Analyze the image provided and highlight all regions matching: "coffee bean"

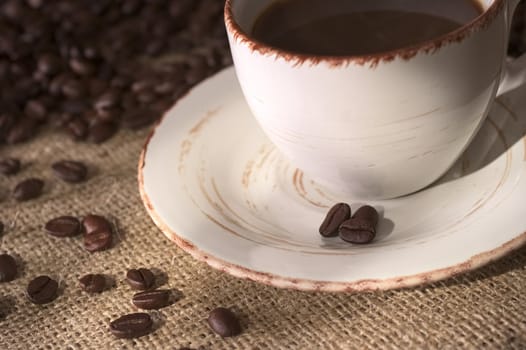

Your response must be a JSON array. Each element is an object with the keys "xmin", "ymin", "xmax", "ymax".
[
  {"xmin": 82, "ymin": 214, "xmax": 112, "ymax": 234},
  {"xmin": 132, "ymin": 289, "xmax": 171, "ymax": 310},
  {"xmin": 61, "ymin": 78, "xmax": 85, "ymax": 99},
  {"xmin": 121, "ymin": 110, "xmax": 154, "ymax": 130},
  {"xmin": 37, "ymin": 53, "xmax": 61, "ymax": 75},
  {"xmin": 79, "ymin": 274, "xmax": 106, "ymax": 293},
  {"xmin": 45, "ymin": 216, "xmax": 81, "ymax": 237},
  {"xmin": 0, "ymin": 221, "xmax": 4, "ymax": 236},
  {"xmin": 26, "ymin": 275, "xmax": 58, "ymax": 304},
  {"xmin": 69, "ymin": 58, "xmax": 95, "ymax": 76},
  {"xmin": 51, "ymin": 160, "xmax": 87, "ymax": 183},
  {"xmin": 94, "ymin": 91, "xmax": 120, "ymax": 111},
  {"xmin": 339, "ymin": 206, "xmax": 379, "ymax": 244},
  {"xmin": 319, "ymin": 203, "xmax": 351, "ymax": 237},
  {"xmin": 87, "ymin": 121, "xmax": 117, "ymax": 143},
  {"xmin": 0, "ymin": 158, "xmax": 21, "ymax": 175},
  {"xmin": 84, "ymin": 229, "xmax": 112, "ymax": 253},
  {"xmin": 109, "ymin": 313, "xmax": 153, "ymax": 339},
  {"xmin": 6, "ymin": 118, "xmax": 38, "ymax": 144},
  {"xmin": 66, "ymin": 118, "xmax": 88, "ymax": 140},
  {"xmin": 207, "ymin": 307, "xmax": 241, "ymax": 337},
  {"xmin": 126, "ymin": 268, "xmax": 155, "ymax": 290},
  {"xmin": 13, "ymin": 178, "xmax": 44, "ymax": 201},
  {"xmin": 24, "ymin": 100, "xmax": 47, "ymax": 121},
  {"xmin": 0, "ymin": 254, "xmax": 17, "ymax": 282}
]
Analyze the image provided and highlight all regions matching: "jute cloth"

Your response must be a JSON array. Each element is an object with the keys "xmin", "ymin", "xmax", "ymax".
[{"xmin": 0, "ymin": 116, "xmax": 525, "ymax": 350}]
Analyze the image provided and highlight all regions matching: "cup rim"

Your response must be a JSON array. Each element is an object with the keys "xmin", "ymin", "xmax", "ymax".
[{"xmin": 224, "ymin": 0, "xmax": 505, "ymax": 67}]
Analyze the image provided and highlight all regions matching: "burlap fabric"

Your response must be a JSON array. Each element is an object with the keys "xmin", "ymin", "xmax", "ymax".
[
  {"xmin": 2, "ymin": 5, "xmax": 526, "ymax": 350},
  {"xmin": 0, "ymin": 104, "xmax": 525, "ymax": 350}
]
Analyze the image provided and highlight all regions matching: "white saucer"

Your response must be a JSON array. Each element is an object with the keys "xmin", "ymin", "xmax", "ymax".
[{"xmin": 139, "ymin": 67, "xmax": 526, "ymax": 292}]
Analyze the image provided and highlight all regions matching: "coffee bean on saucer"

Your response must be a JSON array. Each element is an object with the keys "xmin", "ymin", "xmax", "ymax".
[
  {"xmin": 82, "ymin": 214, "xmax": 112, "ymax": 234},
  {"xmin": 126, "ymin": 268, "xmax": 155, "ymax": 290},
  {"xmin": 45, "ymin": 216, "xmax": 81, "ymax": 237},
  {"xmin": 51, "ymin": 160, "xmax": 87, "ymax": 183},
  {"xmin": 339, "ymin": 205, "xmax": 379, "ymax": 244},
  {"xmin": 84, "ymin": 229, "xmax": 113, "ymax": 253},
  {"xmin": 110, "ymin": 313, "xmax": 153, "ymax": 339},
  {"xmin": 0, "ymin": 158, "xmax": 21, "ymax": 175},
  {"xmin": 207, "ymin": 307, "xmax": 241, "ymax": 337},
  {"xmin": 13, "ymin": 178, "xmax": 44, "ymax": 201},
  {"xmin": 0, "ymin": 254, "xmax": 17, "ymax": 282},
  {"xmin": 319, "ymin": 203, "xmax": 351, "ymax": 237},
  {"xmin": 26, "ymin": 275, "xmax": 58, "ymax": 304},
  {"xmin": 132, "ymin": 289, "xmax": 171, "ymax": 310},
  {"xmin": 79, "ymin": 274, "xmax": 106, "ymax": 293}
]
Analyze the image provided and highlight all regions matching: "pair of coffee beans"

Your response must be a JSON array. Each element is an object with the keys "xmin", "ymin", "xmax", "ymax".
[
  {"xmin": 44, "ymin": 214, "xmax": 113, "ymax": 252},
  {"xmin": 126, "ymin": 268, "xmax": 173, "ymax": 310},
  {"xmin": 319, "ymin": 203, "xmax": 379, "ymax": 244}
]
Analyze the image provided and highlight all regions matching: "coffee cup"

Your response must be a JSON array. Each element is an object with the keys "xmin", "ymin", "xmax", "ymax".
[{"xmin": 225, "ymin": 0, "xmax": 526, "ymax": 199}]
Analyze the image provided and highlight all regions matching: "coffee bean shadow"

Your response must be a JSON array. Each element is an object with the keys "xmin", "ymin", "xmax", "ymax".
[
  {"xmin": 148, "ymin": 310, "xmax": 167, "ymax": 332},
  {"xmin": 169, "ymin": 288, "xmax": 184, "ymax": 305},
  {"xmin": 109, "ymin": 215, "xmax": 125, "ymax": 246},
  {"xmin": 103, "ymin": 274, "xmax": 117, "ymax": 291},
  {"xmin": 10, "ymin": 252, "xmax": 26, "ymax": 279},
  {"xmin": 0, "ymin": 295, "xmax": 17, "ymax": 320},
  {"xmin": 150, "ymin": 267, "xmax": 168, "ymax": 288}
]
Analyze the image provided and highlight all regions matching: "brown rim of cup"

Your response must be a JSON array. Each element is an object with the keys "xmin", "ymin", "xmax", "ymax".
[{"xmin": 224, "ymin": 0, "xmax": 506, "ymax": 67}]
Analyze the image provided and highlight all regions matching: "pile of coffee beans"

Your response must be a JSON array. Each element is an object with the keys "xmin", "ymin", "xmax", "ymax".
[
  {"xmin": 319, "ymin": 203, "xmax": 379, "ymax": 244},
  {"xmin": 0, "ymin": 0, "xmax": 230, "ymax": 145}
]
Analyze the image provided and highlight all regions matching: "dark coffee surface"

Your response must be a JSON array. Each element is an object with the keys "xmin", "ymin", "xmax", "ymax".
[{"xmin": 252, "ymin": 0, "xmax": 483, "ymax": 56}]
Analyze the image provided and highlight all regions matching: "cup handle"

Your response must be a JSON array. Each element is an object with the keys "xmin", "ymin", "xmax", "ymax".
[{"xmin": 497, "ymin": 0, "xmax": 526, "ymax": 96}]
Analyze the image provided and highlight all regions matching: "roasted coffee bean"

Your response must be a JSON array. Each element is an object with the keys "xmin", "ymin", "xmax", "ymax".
[
  {"xmin": 82, "ymin": 214, "xmax": 112, "ymax": 234},
  {"xmin": 0, "ymin": 221, "xmax": 4, "ymax": 236},
  {"xmin": 87, "ymin": 121, "xmax": 117, "ymax": 143},
  {"xmin": 0, "ymin": 254, "xmax": 17, "ymax": 282},
  {"xmin": 207, "ymin": 307, "xmax": 241, "ymax": 337},
  {"xmin": 61, "ymin": 78, "xmax": 85, "ymax": 99},
  {"xmin": 37, "ymin": 53, "xmax": 61, "ymax": 75},
  {"xmin": 69, "ymin": 58, "xmax": 95, "ymax": 76},
  {"xmin": 79, "ymin": 274, "xmax": 106, "ymax": 293},
  {"xmin": 109, "ymin": 313, "xmax": 153, "ymax": 339},
  {"xmin": 339, "ymin": 206, "xmax": 379, "ymax": 244},
  {"xmin": 94, "ymin": 91, "xmax": 120, "ymax": 111},
  {"xmin": 26, "ymin": 275, "xmax": 58, "ymax": 304},
  {"xmin": 45, "ymin": 216, "xmax": 81, "ymax": 237},
  {"xmin": 51, "ymin": 160, "xmax": 87, "ymax": 183},
  {"xmin": 137, "ymin": 92, "xmax": 156, "ymax": 104},
  {"xmin": 13, "ymin": 178, "xmax": 44, "ymax": 201},
  {"xmin": 132, "ymin": 289, "xmax": 171, "ymax": 310},
  {"xmin": 84, "ymin": 229, "xmax": 112, "ymax": 253},
  {"xmin": 24, "ymin": 100, "xmax": 47, "ymax": 121},
  {"xmin": 0, "ymin": 158, "xmax": 21, "ymax": 175},
  {"xmin": 126, "ymin": 268, "xmax": 155, "ymax": 290},
  {"xmin": 6, "ymin": 118, "xmax": 38, "ymax": 144},
  {"xmin": 66, "ymin": 118, "xmax": 88, "ymax": 140},
  {"xmin": 121, "ymin": 110, "xmax": 154, "ymax": 130},
  {"xmin": 319, "ymin": 203, "xmax": 351, "ymax": 237}
]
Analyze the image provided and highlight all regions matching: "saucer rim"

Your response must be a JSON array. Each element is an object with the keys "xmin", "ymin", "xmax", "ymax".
[{"xmin": 138, "ymin": 67, "xmax": 526, "ymax": 292}]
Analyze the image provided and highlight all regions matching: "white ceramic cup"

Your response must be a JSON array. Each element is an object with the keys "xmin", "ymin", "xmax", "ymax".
[{"xmin": 225, "ymin": 0, "xmax": 526, "ymax": 199}]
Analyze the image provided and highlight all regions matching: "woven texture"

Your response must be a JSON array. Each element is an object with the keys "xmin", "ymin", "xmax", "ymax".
[{"xmin": 2, "ymin": 5, "xmax": 526, "ymax": 350}]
